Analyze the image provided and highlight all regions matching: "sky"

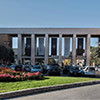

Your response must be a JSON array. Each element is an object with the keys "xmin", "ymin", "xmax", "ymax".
[
  {"xmin": 0, "ymin": 0, "xmax": 100, "ymax": 27},
  {"xmin": 0, "ymin": 0, "xmax": 100, "ymax": 49}
]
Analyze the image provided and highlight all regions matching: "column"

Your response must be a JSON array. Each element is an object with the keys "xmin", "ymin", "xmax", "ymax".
[
  {"xmin": 45, "ymin": 34, "xmax": 49, "ymax": 65},
  {"xmin": 98, "ymin": 37, "xmax": 100, "ymax": 46},
  {"xmin": 85, "ymin": 36, "xmax": 87, "ymax": 57},
  {"xmin": 72, "ymin": 34, "xmax": 76, "ymax": 66},
  {"xmin": 86, "ymin": 34, "xmax": 91, "ymax": 66},
  {"xmin": 17, "ymin": 34, "xmax": 22, "ymax": 64},
  {"xmin": 59, "ymin": 34, "xmax": 62, "ymax": 67},
  {"xmin": 22, "ymin": 37, "xmax": 25, "ymax": 56},
  {"xmin": 31, "ymin": 34, "xmax": 35, "ymax": 65}
]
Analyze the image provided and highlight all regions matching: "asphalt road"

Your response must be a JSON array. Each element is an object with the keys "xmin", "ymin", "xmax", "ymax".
[{"xmin": 7, "ymin": 84, "xmax": 100, "ymax": 100}]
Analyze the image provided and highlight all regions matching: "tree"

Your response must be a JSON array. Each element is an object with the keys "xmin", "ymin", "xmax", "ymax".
[
  {"xmin": 48, "ymin": 58, "xmax": 57, "ymax": 65},
  {"xmin": 0, "ymin": 45, "xmax": 14, "ymax": 64},
  {"xmin": 96, "ymin": 46, "xmax": 100, "ymax": 58},
  {"xmin": 90, "ymin": 46, "xmax": 100, "ymax": 66}
]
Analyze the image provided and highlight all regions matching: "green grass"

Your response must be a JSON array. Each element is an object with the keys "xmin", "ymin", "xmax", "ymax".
[{"xmin": 0, "ymin": 76, "xmax": 100, "ymax": 93}]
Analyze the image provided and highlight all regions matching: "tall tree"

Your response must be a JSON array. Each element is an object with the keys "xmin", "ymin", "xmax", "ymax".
[{"xmin": 0, "ymin": 45, "xmax": 14, "ymax": 64}]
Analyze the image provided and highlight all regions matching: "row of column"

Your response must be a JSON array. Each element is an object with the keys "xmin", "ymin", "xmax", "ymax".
[{"xmin": 17, "ymin": 34, "xmax": 91, "ymax": 66}]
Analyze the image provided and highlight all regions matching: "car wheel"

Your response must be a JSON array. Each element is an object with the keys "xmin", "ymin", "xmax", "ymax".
[
  {"xmin": 81, "ymin": 72, "xmax": 85, "ymax": 76},
  {"xmin": 92, "ymin": 75, "xmax": 96, "ymax": 77}
]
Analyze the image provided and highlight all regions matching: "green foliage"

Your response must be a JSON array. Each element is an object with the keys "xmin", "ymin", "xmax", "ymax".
[
  {"xmin": 0, "ymin": 45, "xmax": 14, "ymax": 64},
  {"xmin": 96, "ymin": 46, "xmax": 100, "ymax": 58},
  {"xmin": 48, "ymin": 58, "xmax": 57, "ymax": 65},
  {"xmin": 90, "ymin": 46, "xmax": 100, "ymax": 65}
]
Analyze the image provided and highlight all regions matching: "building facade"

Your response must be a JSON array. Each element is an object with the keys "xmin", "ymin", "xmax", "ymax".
[{"xmin": 0, "ymin": 28, "xmax": 100, "ymax": 66}]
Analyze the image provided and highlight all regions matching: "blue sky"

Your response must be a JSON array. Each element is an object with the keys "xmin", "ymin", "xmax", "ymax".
[
  {"xmin": 0, "ymin": 0, "xmax": 100, "ymax": 27},
  {"xmin": 0, "ymin": 0, "xmax": 99, "ymax": 49}
]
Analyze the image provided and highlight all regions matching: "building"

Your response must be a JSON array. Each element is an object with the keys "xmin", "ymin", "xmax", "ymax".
[
  {"xmin": 0, "ymin": 28, "xmax": 100, "ymax": 66},
  {"xmin": 0, "ymin": 34, "xmax": 12, "ymax": 48}
]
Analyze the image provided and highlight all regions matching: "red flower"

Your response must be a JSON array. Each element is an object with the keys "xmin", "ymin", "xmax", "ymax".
[
  {"xmin": 11, "ymin": 75, "xmax": 14, "ymax": 78},
  {"xmin": 24, "ymin": 74, "xmax": 27, "ymax": 77}
]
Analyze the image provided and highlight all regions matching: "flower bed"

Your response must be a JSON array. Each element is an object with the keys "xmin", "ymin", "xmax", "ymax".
[{"xmin": 0, "ymin": 67, "xmax": 43, "ymax": 82}]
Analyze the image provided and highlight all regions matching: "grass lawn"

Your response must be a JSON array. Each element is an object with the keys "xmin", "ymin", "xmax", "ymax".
[{"xmin": 0, "ymin": 76, "xmax": 100, "ymax": 93}]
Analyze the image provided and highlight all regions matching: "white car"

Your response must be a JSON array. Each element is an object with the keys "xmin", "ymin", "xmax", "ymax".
[
  {"xmin": 31, "ymin": 65, "xmax": 43, "ymax": 73},
  {"xmin": 80, "ymin": 66, "xmax": 96, "ymax": 76}
]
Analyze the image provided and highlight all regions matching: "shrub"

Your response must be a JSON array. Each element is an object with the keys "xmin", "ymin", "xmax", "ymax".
[{"xmin": 0, "ymin": 67, "xmax": 43, "ymax": 82}]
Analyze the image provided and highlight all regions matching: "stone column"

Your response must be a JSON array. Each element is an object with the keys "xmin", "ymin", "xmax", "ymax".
[
  {"xmin": 18, "ymin": 34, "xmax": 22, "ymax": 64},
  {"xmin": 85, "ymin": 37, "xmax": 87, "ymax": 57},
  {"xmin": 22, "ymin": 37, "xmax": 25, "ymax": 56},
  {"xmin": 45, "ymin": 34, "xmax": 49, "ymax": 65},
  {"xmin": 59, "ymin": 34, "xmax": 62, "ymax": 67},
  {"xmin": 86, "ymin": 34, "xmax": 91, "ymax": 66},
  {"xmin": 72, "ymin": 34, "xmax": 76, "ymax": 66},
  {"xmin": 31, "ymin": 34, "xmax": 35, "ymax": 65},
  {"xmin": 98, "ymin": 37, "xmax": 100, "ymax": 46}
]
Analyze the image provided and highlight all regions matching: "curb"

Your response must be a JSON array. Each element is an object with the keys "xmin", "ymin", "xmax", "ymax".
[{"xmin": 0, "ymin": 81, "xmax": 100, "ymax": 99}]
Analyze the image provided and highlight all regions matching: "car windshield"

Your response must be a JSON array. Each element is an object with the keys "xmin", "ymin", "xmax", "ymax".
[
  {"xmin": 79, "ymin": 67, "xmax": 84, "ymax": 70},
  {"xmin": 10, "ymin": 65, "xmax": 16, "ymax": 68},
  {"xmin": 88, "ymin": 67, "xmax": 95, "ymax": 71},
  {"xmin": 71, "ymin": 67, "xmax": 79, "ymax": 70},
  {"xmin": 25, "ymin": 65, "xmax": 29, "ymax": 68},
  {"xmin": 50, "ymin": 66, "xmax": 59, "ymax": 69},
  {"xmin": 33, "ymin": 65, "xmax": 41, "ymax": 69}
]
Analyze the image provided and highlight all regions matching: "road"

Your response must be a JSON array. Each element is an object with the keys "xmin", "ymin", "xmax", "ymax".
[{"xmin": 8, "ymin": 84, "xmax": 100, "ymax": 100}]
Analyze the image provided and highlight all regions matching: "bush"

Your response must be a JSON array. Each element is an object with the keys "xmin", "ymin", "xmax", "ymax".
[{"xmin": 0, "ymin": 67, "xmax": 43, "ymax": 82}]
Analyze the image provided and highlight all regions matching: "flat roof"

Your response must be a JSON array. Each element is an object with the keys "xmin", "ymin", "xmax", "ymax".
[{"xmin": 0, "ymin": 28, "xmax": 100, "ymax": 35}]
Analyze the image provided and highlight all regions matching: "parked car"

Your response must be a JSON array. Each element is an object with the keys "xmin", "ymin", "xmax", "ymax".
[
  {"xmin": 9, "ymin": 65, "xmax": 17, "ymax": 70},
  {"xmin": 69, "ymin": 66, "xmax": 81, "ymax": 76},
  {"xmin": 31, "ymin": 65, "xmax": 43, "ymax": 73},
  {"xmin": 80, "ymin": 66, "xmax": 96, "ymax": 76},
  {"xmin": 15, "ymin": 65, "xmax": 23, "ymax": 71},
  {"xmin": 97, "ymin": 65, "xmax": 100, "ymax": 71},
  {"xmin": 45, "ymin": 65, "xmax": 50, "ymax": 72},
  {"xmin": 23, "ymin": 65, "xmax": 31, "ymax": 72},
  {"xmin": 48, "ymin": 64, "xmax": 61, "ymax": 76},
  {"xmin": 41, "ymin": 65, "xmax": 47, "ymax": 74},
  {"xmin": 63, "ymin": 65, "xmax": 71, "ymax": 74},
  {"xmin": 0, "ymin": 65, "xmax": 3, "ymax": 67}
]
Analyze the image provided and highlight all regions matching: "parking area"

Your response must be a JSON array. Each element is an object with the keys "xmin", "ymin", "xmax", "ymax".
[{"xmin": 1, "ymin": 64, "xmax": 100, "ymax": 78}]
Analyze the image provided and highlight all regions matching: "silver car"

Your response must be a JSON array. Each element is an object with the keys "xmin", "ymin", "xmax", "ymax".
[
  {"xmin": 9, "ymin": 65, "xmax": 16, "ymax": 70},
  {"xmin": 80, "ymin": 66, "xmax": 96, "ymax": 76},
  {"xmin": 31, "ymin": 65, "xmax": 43, "ymax": 73}
]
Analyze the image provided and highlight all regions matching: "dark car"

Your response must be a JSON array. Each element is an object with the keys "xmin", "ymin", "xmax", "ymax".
[
  {"xmin": 69, "ymin": 66, "xmax": 81, "ymax": 76},
  {"xmin": 63, "ymin": 65, "xmax": 71, "ymax": 74},
  {"xmin": 15, "ymin": 65, "xmax": 23, "ymax": 71},
  {"xmin": 48, "ymin": 64, "xmax": 61, "ymax": 76},
  {"xmin": 23, "ymin": 65, "xmax": 31, "ymax": 72},
  {"xmin": 45, "ymin": 65, "xmax": 50, "ymax": 73}
]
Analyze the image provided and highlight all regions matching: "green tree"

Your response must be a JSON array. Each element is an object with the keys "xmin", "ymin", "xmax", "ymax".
[
  {"xmin": 48, "ymin": 58, "xmax": 57, "ymax": 65},
  {"xmin": 96, "ymin": 46, "xmax": 100, "ymax": 58},
  {"xmin": 0, "ymin": 45, "xmax": 14, "ymax": 64},
  {"xmin": 90, "ymin": 46, "xmax": 100, "ymax": 66}
]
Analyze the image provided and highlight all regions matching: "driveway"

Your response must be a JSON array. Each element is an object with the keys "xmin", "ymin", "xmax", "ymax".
[{"xmin": 8, "ymin": 84, "xmax": 100, "ymax": 100}]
